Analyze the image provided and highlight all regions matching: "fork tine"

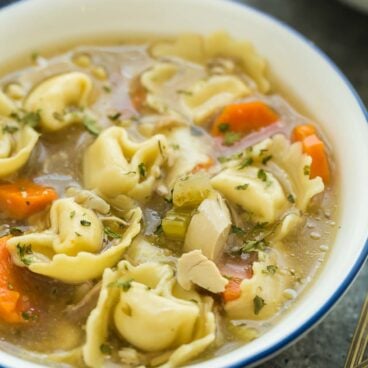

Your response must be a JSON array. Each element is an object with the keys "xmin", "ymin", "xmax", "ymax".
[{"xmin": 344, "ymin": 295, "xmax": 368, "ymax": 368}]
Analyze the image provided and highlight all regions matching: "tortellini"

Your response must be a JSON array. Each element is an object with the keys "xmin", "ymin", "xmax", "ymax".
[
  {"xmin": 83, "ymin": 261, "xmax": 215, "ymax": 368},
  {"xmin": 24, "ymin": 71, "xmax": 93, "ymax": 131},
  {"xmin": 225, "ymin": 252, "xmax": 293, "ymax": 320},
  {"xmin": 211, "ymin": 166, "xmax": 288, "ymax": 223},
  {"xmin": 0, "ymin": 90, "xmax": 15, "ymax": 116},
  {"xmin": 151, "ymin": 31, "xmax": 270, "ymax": 92},
  {"xmin": 7, "ymin": 196, "xmax": 142, "ymax": 283},
  {"xmin": 181, "ymin": 75, "xmax": 250, "ymax": 124},
  {"xmin": 83, "ymin": 126, "xmax": 168, "ymax": 201},
  {"xmin": 0, "ymin": 117, "xmax": 39, "ymax": 178}
]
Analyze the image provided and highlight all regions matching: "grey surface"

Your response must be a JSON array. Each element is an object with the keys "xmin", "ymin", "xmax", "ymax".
[
  {"xmin": 234, "ymin": 1, "xmax": 368, "ymax": 368},
  {"xmin": 0, "ymin": 0, "xmax": 367, "ymax": 368}
]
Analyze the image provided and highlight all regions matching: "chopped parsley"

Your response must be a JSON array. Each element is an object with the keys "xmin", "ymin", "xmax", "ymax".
[
  {"xmin": 287, "ymin": 194, "xmax": 295, "ymax": 203},
  {"xmin": 80, "ymin": 219, "xmax": 91, "ymax": 226},
  {"xmin": 107, "ymin": 112, "xmax": 121, "ymax": 121},
  {"xmin": 218, "ymin": 123, "xmax": 230, "ymax": 133},
  {"xmin": 102, "ymin": 85, "xmax": 112, "ymax": 93},
  {"xmin": 70, "ymin": 210, "xmax": 76, "ymax": 219},
  {"xmin": 238, "ymin": 157, "xmax": 253, "ymax": 169},
  {"xmin": 262, "ymin": 155, "xmax": 272, "ymax": 165},
  {"xmin": 138, "ymin": 163, "xmax": 147, "ymax": 179},
  {"xmin": 83, "ymin": 116, "xmax": 102, "ymax": 136},
  {"xmin": 262, "ymin": 265, "xmax": 278, "ymax": 275},
  {"xmin": 30, "ymin": 51, "xmax": 39, "ymax": 62},
  {"xmin": 253, "ymin": 295, "xmax": 266, "ymax": 315},
  {"xmin": 231, "ymin": 225, "xmax": 246, "ymax": 236},
  {"xmin": 22, "ymin": 310, "xmax": 38, "ymax": 321},
  {"xmin": 241, "ymin": 239, "xmax": 268, "ymax": 253},
  {"xmin": 176, "ymin": 89, "xmax": 193, "ymax": 96},
  {"xmin": 9, "ymin": 227, "xmax": 23, "ymax": 236},
  {"xmin": 304, "ymin": 165, "xmax": 311, "ymax": 176},
  {"xmin": 257, "ymin": 169, "xmax": 267, "ymax": 182},
  {"xmin": 110, "ymin": 279, "xmax": 132, "ymax": 291},
  {"xmin": 235, "ymin": 183, "xmax": 249, "ymax": 190},
  {"xmin": 16, "ymin": 244, "xmax": 33, "ymax": 266},
  {"xmin": 104, "ymin": 226, "xmax": 122, "ymax": 239},
  {"xmin": 20, "ymin": 111, "xmax": 41, "ymax": 128},
  {"xmin": 2, "ymin": 125, "xmax": 18, "ymax": 134},
  {"xmin": 100, "ymin": 343, "xmax": 112, "ymax": 355},
  {"xmin": 171, "ymin": 144, "xmax": 180, "ymax": 150},
  {"xmin": 75, "ymin": 232, "xmax": 82, "ymax": 237},
  {"xmin": 223, "ymin": 131, "xmax": 242, "ymax": 146}
]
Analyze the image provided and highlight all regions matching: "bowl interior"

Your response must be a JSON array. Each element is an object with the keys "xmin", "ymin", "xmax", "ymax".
[{"xmin": 0, "ymin": 0, "xmax": 367, "ymax": 367}]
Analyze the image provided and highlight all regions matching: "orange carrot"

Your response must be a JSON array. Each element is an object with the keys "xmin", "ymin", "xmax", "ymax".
[
  {"xmin": 0, "ymin": 236, "xmax": 30, "ymax": 323},
  {"xmin": 302, "ymin": 134, "xmax": 330, "ymax": 184},
  {"xmin": 222, "ymin": 277, "xmax": 242, "ymax": 302},
  {"xmin": 291, "ymin": 124, "xmax": 316, "ymax": 142},
  {"xmin": 191, "ymin": 158, "xmax": 215, "ymax": 173},
  {"xmin": 0, "ymin": 180, "xmax": 58, "ymax": 220},
  {"xmin": 211, "ymin": 101, "xmax": 279, "ymax": 137}
]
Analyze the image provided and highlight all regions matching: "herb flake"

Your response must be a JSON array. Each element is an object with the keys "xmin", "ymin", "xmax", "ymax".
[
  {"xmin": 253, "ymin": 295, "xmax": 266, "ymax": 315},
  {"xmin": 104, "ymin": 226, "xmax": 122, "ymax": 239},
  {"xmin": 83, "ymin": 116, "xmax": 102, "ymax": 136},
  {"xmin": 138, "ymin": 163, "xmax": 146, "ymax": 179},
  {"xmin": 236, "ymin": 183, "xmax": 249, "ymax": 190}
]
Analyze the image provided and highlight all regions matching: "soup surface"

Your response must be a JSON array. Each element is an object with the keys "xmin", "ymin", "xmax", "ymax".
[{"xmin": 0, "ymin": 32, "xmax": 337, "ymax": 367}]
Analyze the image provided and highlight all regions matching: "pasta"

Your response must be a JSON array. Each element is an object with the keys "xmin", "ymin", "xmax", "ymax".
[{"xmin": 0, "ymin": 32, "xmax": 337, "ymax": 368}]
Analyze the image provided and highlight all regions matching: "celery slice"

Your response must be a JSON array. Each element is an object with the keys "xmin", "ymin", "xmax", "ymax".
[{"xmin": 162, "ymin": 209, "xmax": 192, "ymax": 240}]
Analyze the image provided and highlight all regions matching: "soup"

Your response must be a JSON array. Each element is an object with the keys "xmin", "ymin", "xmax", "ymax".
[{"xmin": 0, "ymin": 32, "xmax": 337, "ymax": 367}]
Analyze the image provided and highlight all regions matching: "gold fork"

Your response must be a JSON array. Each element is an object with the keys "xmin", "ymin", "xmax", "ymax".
[{"xmin": 344, "ymin": 295, "xmax": 368, "ymax": 368}]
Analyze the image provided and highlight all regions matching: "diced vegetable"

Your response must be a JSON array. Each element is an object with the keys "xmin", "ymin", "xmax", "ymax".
[
  {"xmin": 222, "ymin": 277, "xmax": 242, "ymax": 302},
  {"xmin": 162, "ymin": 209, "xmax": 192, "ymax": 240},
  {"xmin": 211, "ymin": 101, "xmax": 278, "ymax": 137},
  {"xmin": 191, "ymin": 158, "xmax": 215, "ymax": 174},
  {"xmin": 302, "ymin": 134, "xmax": 330, "ymax": 184},
  {"xmin": 291, "ymin": 124, "xmax": 316, "ymax": 142},
  {"xmin": 0, "ymin": 180, "xmax": 58, "ymax": 219},
  {"xmin": 0, "ymin": 236, "xmax": 29, "ymax": 323},
  {"xmin": 172, "ymin": 174, "xmax": 212, "ymax": 208}
]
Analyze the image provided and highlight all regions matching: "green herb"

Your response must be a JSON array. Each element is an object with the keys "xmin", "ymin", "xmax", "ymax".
[
  {"xmin": 190, "ymin": 299, "xmax": 199, "ymax": 304},
  {"xmin": 218, "ymin": 123, "xmax": 230, "ymax": 133},
  {"xmin": 236, "ymin": 183, "xmax": 249, "ymax": 190},
  {"xmin": 238, "ymin": 157, "xmax": 253, "ymax": 169},
  {"xmin": 100, "ymin": 343, "xmax": 112, "ymax": 355},
  {"xmin": 262, "ymin": 155, "xmax": 272, "ymax": 165},
  {"xmin": 176, "ymin": 89, "xmax": 193, "ymax": 96},
  {"xmin": 241, "ymin": 239, "xmax": 268, "ymax": 253},
  {"xmin": 16, "ymin": 244, "xmax": 33, "ymax": 266},
  {"xmin": 103, "ymin": 85, "xmax": 112, "ymax": 93},
  {"xmin": 304, "ymin": 165, "xmax": 311, "ymax": 176},
  {"xmin": 262, "ymin": 265, "xmax": 278, "ymax": 275},
  {"xmin": 287, "ymin": 194, "xmax": 295, "ymax": 203},
  {"xmin": 9, "ymin": 227, "xmax": 23, "ymax": 236},
  {"xmin": 231, "ymin": 225, "xmax": 246, "ymax": 236},
  {"xmin": 158, "ymin": 140, "xmax": 164, "ymax": 155},
  {"xmin": 83, "ymin": 116, "xmax": 102, "ymax": 136},
  {"xmin": 104, "ymin": 226, "xmax": 121, "ymax": 239},
  {"xmin": 21, "ymin": 111, "xmax": 41, "ymax": 128},
  {"xmin": 107, "ymin": 112, "xmax": 121, "ymax": 121},
  {"xmin": 31, "ymin": 51, "xmax": 39, "ymax": 62},
  {"xmin": 22, "ymin": 310, "xmax": 38, "ymax": 321},
  {"xmin": 75, "ymin": 232, "xmax": 81, "ymax": 237},
  {"xmin": 70, "ymin": 211, "xmax": 76, "ymax": 219},
  {"xmin": 52, "ymin": 111, "xmax": 64, "ymax": 121},
  {"xmin": 110, "ymin": 279, "xmax": 132, "ymax": 291},
  {"xmin": 80, "ymin": 219, "xmax": 91, "ymax": 227},
  {"xmin": 253, "ymin": 295, "xmax": 266, "ymax": 315},
  {"xmin": 171, "ymin": 144, "xmax": 180, "ymax": 150},
  {"xmin": 138, "ymin": 162, "xmax": 146, "ymax": 179},
  {"xmin": 257, "ymin": 169, "xmax": 267, "ymax": 182},
  {"xmin": 223, "ymin": 131, "xmax": 242, "ymax": 146},
  {"xmin": 2, "ymin": 125, "xmax": 18, "ymax": 134}
]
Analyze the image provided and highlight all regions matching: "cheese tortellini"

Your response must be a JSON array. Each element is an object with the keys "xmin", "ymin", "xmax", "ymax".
[
  {"xmin": 0, "ymin": 117, "xmax": 39, "ymax": 178},
  {"xmin": 7, "ymin": 195, "xmax": 142, "ymax": 283},
  {"xmin": 24, "ymin": 71, "xmax": 93, "ymax": 131},
  {"xmin": 83, "ymin": 261, "xmax": 215, "ymax": 368},
  {"xmin": 83, "ymin": 126, "xmax": 168, "ymax": 202}
]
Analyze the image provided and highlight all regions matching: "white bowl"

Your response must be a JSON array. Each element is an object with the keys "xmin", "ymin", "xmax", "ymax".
[{"xmin": 0, "ymin": 0, "xmax": 367, "ymax": 367}]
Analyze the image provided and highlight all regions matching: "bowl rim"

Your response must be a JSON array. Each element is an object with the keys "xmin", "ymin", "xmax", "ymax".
[{"xmin": 0, "ymin": 1, "xmax": 367, "ymax": 368}]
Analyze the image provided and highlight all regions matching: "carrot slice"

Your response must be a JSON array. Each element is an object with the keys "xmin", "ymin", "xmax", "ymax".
[
  {"xmin": 191, "ymin": 158, "xmax": 215, "ymax": 173},
  {"xmin": 0, "ymin": 180, "xmax": 58, "ymax": 220},
  {"xmin": 0, "ymin": 236, "xmax": 30, "ymax": 323},
  {"xmin": 222, "ymin": 277, "xmax": 243, "ymax": 302},
  {"xmin": 291, "ymin": 124, "xmax": 316, "ymax": 142},
  {"xmin": 302, "ymin": 134, "xmax": 330, "ymax": 184},
  {"xmin": 211, "ymin": 101, "xmax": 279, "ymax": 137}
]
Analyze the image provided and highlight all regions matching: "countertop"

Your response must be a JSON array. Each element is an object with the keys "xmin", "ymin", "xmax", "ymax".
[{"xmin": 0, "ymin": 0, "xmax": 367, "ymax": 367}]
